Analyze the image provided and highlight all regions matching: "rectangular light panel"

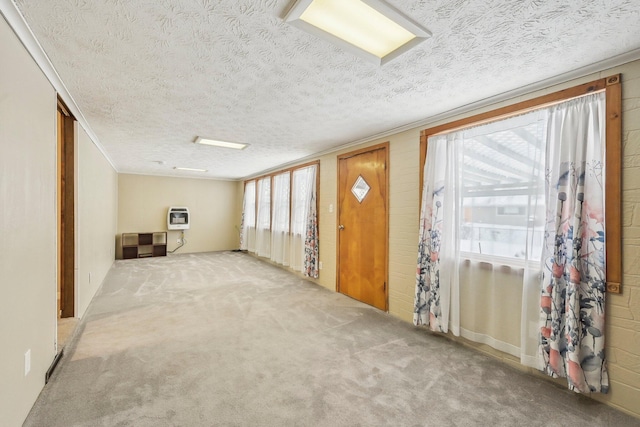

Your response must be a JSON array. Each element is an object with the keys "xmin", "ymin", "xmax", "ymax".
[
  {"xmin": 285, "ymin": 0, "xmax": 431, "ymax": 65},
  {"xmin": 174, "ymin": 167, "xmax": 208, "ymax": 172},
  {"xmin": 195, "ymin": 137, "xmax": 249, "ymax": 150}
]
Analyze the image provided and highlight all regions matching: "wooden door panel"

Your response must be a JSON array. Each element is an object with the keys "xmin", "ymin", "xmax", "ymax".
[
  {"xmin": 338, "ymin": 145, "xmax": 388, "ymax": 310},
  {"xmin": 58, "ymin": 105, "xmax": 75, "ymax": 318}
]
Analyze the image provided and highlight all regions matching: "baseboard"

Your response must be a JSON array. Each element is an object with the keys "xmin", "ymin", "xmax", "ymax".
[{"xmin": 45, "ymin": 349, "xmax": 64, "ymax": 384}]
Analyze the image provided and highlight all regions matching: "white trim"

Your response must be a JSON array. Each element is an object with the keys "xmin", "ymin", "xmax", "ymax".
[
  {"xmin": 118, "ymin": 170, "xmax": 239, "ymax": 182},
  {"xmin": 520, "ymin": 354, "xmax": 539, "ymax": 370},
  {"xmin": 0, "ymin": 0, "xmax": 118, "ymax": 172},
  {"xmin": 460, "ymin": 328, "xmax": 520, "ymax": 359}
]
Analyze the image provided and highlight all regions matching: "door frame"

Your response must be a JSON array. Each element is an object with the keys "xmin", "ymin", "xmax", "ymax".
[
  {"xmin": 336, "ymin": 142, "xmax": 389, "ymax": 311},
  {"xmin": 57, "ymin": 97, "xmax": 75, "ymax": 318}
]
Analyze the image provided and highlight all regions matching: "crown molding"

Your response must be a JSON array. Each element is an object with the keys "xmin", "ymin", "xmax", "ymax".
[
  {"xmin": 244, "ymin": 46, "xmax": 640, "ymax": 180},
  {"xmin": 0, "ymin": 0, "xmax": 118, "ymax": 172}
]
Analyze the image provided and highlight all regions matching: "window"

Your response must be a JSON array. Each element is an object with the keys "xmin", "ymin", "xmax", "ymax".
[
  {"xmin": 415, "ymin": 77, "xmax": 622, "ymax": 390},
  {"xmin": 241, "ymin": 162, "xmax": 320, "ymax": 278},
  {"xmin": 240, "ymin": 180, "xmax": 256, "ymax": 251},
  {"xmin": 497, "ymin": 206, "xmax": 526, "ymax": 216},
  {"xmin": 256, "ymin": 177, "xmax": 271, "ymax": 231},
  {"xmin": 291, "ymin": 166, "xmax": 315, "ymax": 236},
  {"xmin": 290, "ymin": 165, "xmax": 318, "ymax": 273},
  {"xmin": 272, "ymin": 172, "xmax": 291, "ymax": 233},
  {"xmin": 255, "ymin": 177, "xmax": 271, "ymax": 257},
  {"xmin": 454, "ymin": 112, "xmax": 546, "ymax": 261},
  {"xmin": 420, "ymin": 75, "xmax": 622, "ymax": 291},
  {"xmin": 271, "ymin": 172, "xmax": 291, "ymax": 265}
]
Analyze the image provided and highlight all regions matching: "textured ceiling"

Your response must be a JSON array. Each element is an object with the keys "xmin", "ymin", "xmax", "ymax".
[{"xmin": 12, "ymin": 0, "xmax": 640, "ymax": 179}]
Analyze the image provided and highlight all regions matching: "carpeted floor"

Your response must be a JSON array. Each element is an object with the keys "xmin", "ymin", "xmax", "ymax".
[
  {"xmin": 57, "ymin": 317, "xmax": 79, "ymax": 350},
  {"xmin": 25, "ymin": 251, "xmax": 640, "ymax": 426}
]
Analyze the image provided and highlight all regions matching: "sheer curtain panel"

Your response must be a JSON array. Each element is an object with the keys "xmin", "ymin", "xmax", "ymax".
[
  {"xmin": 241, "ymin": 181, "xmax": 256, "ymax": 252},
  {"xmin": 255, "ymin": 177, "xmax": 271, "ymax": 258},
  {"xmin": 415, "ymin": 93, "xmax": 609, "ymax": 393},
  {"xmin": 271, "ymin": 172, "xmax": 291, "ymax": 266},
  {"xmin": 291, "ymin": 165, "xmax": 318, "ymax": 277},
  {"xmin": 414, "ymin": 135, "xmax": 460, "ymax": 334}
]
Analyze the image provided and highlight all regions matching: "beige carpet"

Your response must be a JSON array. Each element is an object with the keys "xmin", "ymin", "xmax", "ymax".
[
  {"xmin": 25, "ymin": 251, "xmax": 639, "ymax": 426},
  {"xmin": 57, "ymin": 317, "xmax": 79, "ymax": 350}
]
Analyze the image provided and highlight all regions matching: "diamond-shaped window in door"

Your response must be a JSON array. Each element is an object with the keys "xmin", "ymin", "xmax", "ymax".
[{"xmin": 351, "ymin": 175, "xmax": 370, "ymax": 203}]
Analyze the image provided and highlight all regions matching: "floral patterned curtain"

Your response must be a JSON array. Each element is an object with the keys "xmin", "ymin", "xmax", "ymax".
[
  {"xmin": 415, "ymin": 91, "xmax": 608, "ymax": 394},
  {"xmin": 239, "ymin": 204, "xmax": 245, "ymax": 250},
  {"xmin": 539, "ymin": 92, "xmax": 608, "ymax": 393},
  {"xmin": 303, "ymin": 165, "xmax": 319, "ymax": 279}
]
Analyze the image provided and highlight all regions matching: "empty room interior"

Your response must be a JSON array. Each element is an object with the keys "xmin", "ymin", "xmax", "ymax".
[{"xmin": 2, "ymin": 0, "xmax": 640, "ymax": 425}]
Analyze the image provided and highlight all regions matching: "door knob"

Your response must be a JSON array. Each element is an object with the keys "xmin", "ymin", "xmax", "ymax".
[{"xmin": 338, "ymin": 224, "xmax": 345, "ymax": 230}]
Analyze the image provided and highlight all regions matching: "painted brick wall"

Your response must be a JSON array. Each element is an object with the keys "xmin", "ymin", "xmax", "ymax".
[
  {"xmin": 598, "ymin": 60, "xmax": 640, "ymax": 416},
  {"xmin": 309, "ymin": 60, "xmax": 640, "ymax": 419}
]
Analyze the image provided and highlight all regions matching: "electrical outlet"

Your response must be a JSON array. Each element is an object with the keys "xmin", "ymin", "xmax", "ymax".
[
  {"xmin": 24, "ymin": 349, "xmax": 31, "ymax": 376},
  {"xmin": 319, "ymin": 261, "xmax": 323, "ymax": 270},
  {"xmin": 177, "ymin": 238, "xmax": 182, "ymax": 244}
]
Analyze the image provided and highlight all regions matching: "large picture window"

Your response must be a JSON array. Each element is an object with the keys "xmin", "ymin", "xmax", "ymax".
[
  {"xmin": 419, "ymin": 75, "xmax": 622, "ymax": 289},
  {"xmin": 415, "ymin": 75, "xmax": 621, "ymax": 395},
  {"xmin": 453, "ymin": 112, "xmax": 546, "ymax": 262}
]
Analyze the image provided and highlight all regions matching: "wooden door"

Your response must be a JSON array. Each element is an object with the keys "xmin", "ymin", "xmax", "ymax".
[
  {"xmin": 337, "ymin": 143, "xmax": 388, "ymax": 311},
  {"xmin": 57, "ymin": 109, "xmax": 63, "ymax": 317}
]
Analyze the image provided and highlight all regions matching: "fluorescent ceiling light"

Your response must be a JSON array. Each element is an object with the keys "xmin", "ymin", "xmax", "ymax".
[
  {"xmin": 174, "ymin": 167, "xmax": 208, "ymax": 172},
  {"xmin": 285, "ymin": 0, "xmax": 431, "ymax": 65},
  {"xmin": 195, "ymin": 136, "xmax": 249, "ymax": 150}
]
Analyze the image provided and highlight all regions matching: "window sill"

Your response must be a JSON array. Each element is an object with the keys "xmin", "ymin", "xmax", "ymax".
[{"xmin": 459, "ymin": 251, "xmax": 540, "ymax": 271}]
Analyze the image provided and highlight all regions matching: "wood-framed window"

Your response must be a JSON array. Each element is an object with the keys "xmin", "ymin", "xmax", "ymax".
[
  {"xmin": 419, "ymin": 75, "xmax": 622, "ymax": 293},
  {"xmin": 242, "ymin": 160, "xmax": 320, "ymax": 256}
]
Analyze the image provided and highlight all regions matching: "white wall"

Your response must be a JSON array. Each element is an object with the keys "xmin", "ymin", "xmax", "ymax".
[
  {"xmin": 0, "ymin": 15, "xmax": 57, "ymax": 427},
  {"xmin": 76, "ymin": 124, "xmax": 118, "ymax": 317},
  {"xmin": 1, "ymin": 15, "xmax": 119, "ymax": 425},
  {"xmin": 118, "ymin": 174, "xmax": 240, "ymax": 256}
]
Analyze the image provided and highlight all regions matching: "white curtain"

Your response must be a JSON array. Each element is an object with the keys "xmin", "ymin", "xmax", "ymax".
[
  {"xmin": 290, "ymin": 165, "xmax": 317, "ymax": 276},
  {"xmin": 415, "ymin": 92, "xmax": 609, "ymax": 394},
  {"xmin": 271, "ymin": 172, "xmax": 290, "ymax": 266},
  {"xmin": 255, "ymin": 177, "xmax": 271, "ymax": 258},
  {"xmin": 241, "ymin": 181, "xmax": 256, "ymax": 252},
  {"xmin": 414, "ymin": 134, "xmax": 461, "ymax": 334},
  {"xmin": 415, "ymin": 109, "xmax": 548, "ymax": 363},
  {"xmin": 458, "ymin": 112, "xmax": 546, "ymax": 367}
]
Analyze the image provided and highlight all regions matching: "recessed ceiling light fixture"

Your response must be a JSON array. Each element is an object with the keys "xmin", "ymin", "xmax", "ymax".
[
  {"xmin": 195, "ymin": 136, "xmax": 249, "ymax": 150},
  {"xmin": 174, "ymin": 167, "xmax": 208, "ymax": 172},
  {"xmin": 284, "ymin": 0, "xmax": 431, "ymax": 65}
]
